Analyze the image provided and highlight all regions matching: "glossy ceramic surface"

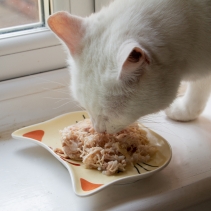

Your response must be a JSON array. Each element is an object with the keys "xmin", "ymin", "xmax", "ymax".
[{"xmin": 12, "ymin": 111, "xmax": 172, "ymax": 196}]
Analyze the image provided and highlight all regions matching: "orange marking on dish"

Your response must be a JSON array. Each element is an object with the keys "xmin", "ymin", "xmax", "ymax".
[
  {"xmin": 23, "ymin": 130, "xmax": 44, "ymax": 142},
  {"xmin": 80, "ymin": 178, "xmax": 103, "ymax": 191}
]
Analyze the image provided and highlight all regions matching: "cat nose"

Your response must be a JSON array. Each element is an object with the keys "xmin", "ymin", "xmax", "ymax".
[{"xmin": 91, "ymin": 116, "xmax": 107, "ymax": 133}]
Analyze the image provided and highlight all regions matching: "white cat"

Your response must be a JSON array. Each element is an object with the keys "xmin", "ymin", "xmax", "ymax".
[{"xmin": 48, "ymin": 0, "xmax": 211, "ymax": 133}]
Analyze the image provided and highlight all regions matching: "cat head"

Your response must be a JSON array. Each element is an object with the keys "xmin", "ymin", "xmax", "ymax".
[{"xmin": 48, "ymin": 11, "xmax": 180, "ymax": 133}]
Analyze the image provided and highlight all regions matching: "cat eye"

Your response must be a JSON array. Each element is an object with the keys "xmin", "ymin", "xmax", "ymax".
[{"xmin": 128, "ymin": 50, "xmax": 142, "ymax": 63}]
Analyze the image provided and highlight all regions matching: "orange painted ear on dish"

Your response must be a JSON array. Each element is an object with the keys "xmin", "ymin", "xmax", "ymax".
[
  {"xmin": 48, "ymin": 11, "xmax": 85, "ymax": 55},
  {"xmin": 23, "ymin": 130, "xmax": 44, "ymax": 142},
  {"xmin": 80, "ymin": 178, "xmax": 103, "ymax": 191}
]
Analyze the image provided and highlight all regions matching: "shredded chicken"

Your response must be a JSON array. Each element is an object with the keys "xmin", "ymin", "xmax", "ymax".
[{"xmin": 60, "ymin": 119, "xmax": 157, "ymax": 176}]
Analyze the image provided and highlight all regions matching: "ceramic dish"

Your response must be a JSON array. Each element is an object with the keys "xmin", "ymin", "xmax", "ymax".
[{"xmin": 12, "ymin": 111, "xmax": 172, "ymax": 197}]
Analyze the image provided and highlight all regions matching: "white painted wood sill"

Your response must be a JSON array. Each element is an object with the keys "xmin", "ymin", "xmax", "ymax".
[{"xmin": 0, "ymin": 69, "xmax": 211, "ymax": 211}]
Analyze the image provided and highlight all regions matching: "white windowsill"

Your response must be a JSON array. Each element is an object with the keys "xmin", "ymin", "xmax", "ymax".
[
  {"xmin": 0, "ymin": 28, "xmax": 68, "ymax": 81},
  {"xmin": 0, "ymin": 70, "xmax": 211, "ymax": 211},
  {"xmin": 0, "ymin": 68, "xmax": 81, "ymax": 134}
]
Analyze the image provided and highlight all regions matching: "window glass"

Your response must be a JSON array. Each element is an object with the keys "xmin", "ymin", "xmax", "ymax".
[
  {"xmin": 0, "ymin": 0, "xmax": 43, "ymax": 34},
  {"xmin": 0, "ymin": 0, "xmax": 95, "ymax": 81}
]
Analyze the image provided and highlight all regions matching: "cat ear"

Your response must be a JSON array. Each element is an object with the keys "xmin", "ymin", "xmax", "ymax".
[
  {"xmin": 47, "ymin": 11, "xmax": 85, "ymax": 55},
  {"xmin": 118, "ymin": 42, "xmax": 150, "ymax": 81}
]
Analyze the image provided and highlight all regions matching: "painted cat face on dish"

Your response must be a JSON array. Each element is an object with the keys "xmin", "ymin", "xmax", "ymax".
[
  {"xmin": 48, "ymin": 0, "xmax": 211, "ymax": 133},
  {"xmin": 12, "ymin": 111, "xmax": 172, "ymax": 196}
]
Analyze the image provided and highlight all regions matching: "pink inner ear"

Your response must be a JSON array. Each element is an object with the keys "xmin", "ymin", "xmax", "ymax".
[
  {"xmin": 118, "ymin": 43, "xmax": 149, "ymax": 80},
  {"xmin": 48, "ymin": 12, "xmax": 85, "ymax": 55},
  {"xmin": 123, "ymin": 47, "xmax": 146, "ymax": 69}
]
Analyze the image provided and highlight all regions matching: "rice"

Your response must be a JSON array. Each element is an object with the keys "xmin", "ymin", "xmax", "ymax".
[{"xmin": 60, "ymin": 119, "xmax": 157, "ymax": 176}]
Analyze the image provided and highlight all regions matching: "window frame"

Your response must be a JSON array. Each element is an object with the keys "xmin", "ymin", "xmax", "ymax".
[
  {"xmin": 0, "ymin": 0, "xmax": 94, "ymax": 81},
  {"xmin": 0, "ymin": 0, "xmax": 44, "ymax": 34},
  {"xmin": 95, "ymin": 0, "xmax": 113, "ymax": 12}
]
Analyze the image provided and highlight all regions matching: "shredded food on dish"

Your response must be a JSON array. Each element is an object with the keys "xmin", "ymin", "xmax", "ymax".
[{"xmin": 60, "ymin": 119, "xmax": 157, "ymax": 175}]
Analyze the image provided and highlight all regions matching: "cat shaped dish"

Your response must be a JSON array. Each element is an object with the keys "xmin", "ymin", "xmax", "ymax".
[{"xmin": 12, "ymin": 111, "xmax": 172, "ymax": 196}]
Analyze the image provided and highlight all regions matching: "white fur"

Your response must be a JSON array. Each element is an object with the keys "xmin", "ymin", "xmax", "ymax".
[
  {"xmin": 53, "ymin": 0, "xmax": 211, "ymax": 133},
  {"xmin": 165, "ymin": 76, "xmax": 211, "ymax": 121}
]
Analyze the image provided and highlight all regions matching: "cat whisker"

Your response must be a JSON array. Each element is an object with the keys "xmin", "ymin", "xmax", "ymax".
[
  {"xmin": 43, "ymin": 97, "xmax": 70, "ymax": 100},
  {"xmin": 74, "ymin": 103, "xmax": 85, "ymax": 111},
  {"xmin": 43, "ymin": 96, "xmax": 77, "ymax": 106},
  {"xmin": 33, "ymin": 76, "xmax": 69, "ymax": 87},
  {"xmin": 50, "ymin": 97, "xmax": 85, "ymax": 111},
  {"xmin": 42, "ymin": 87, "xmax": 70, "ymax": 95},
  {"xmin": 55, "ymin": 99, "xmax": 70, "ymax": 104},
  {"xmin": 140, "ymin": 115, "xmax": 185, "ymax": 139},
  {"xmin": 53, "ymin": 101, "xmax": 73, "ymax": 109}
]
